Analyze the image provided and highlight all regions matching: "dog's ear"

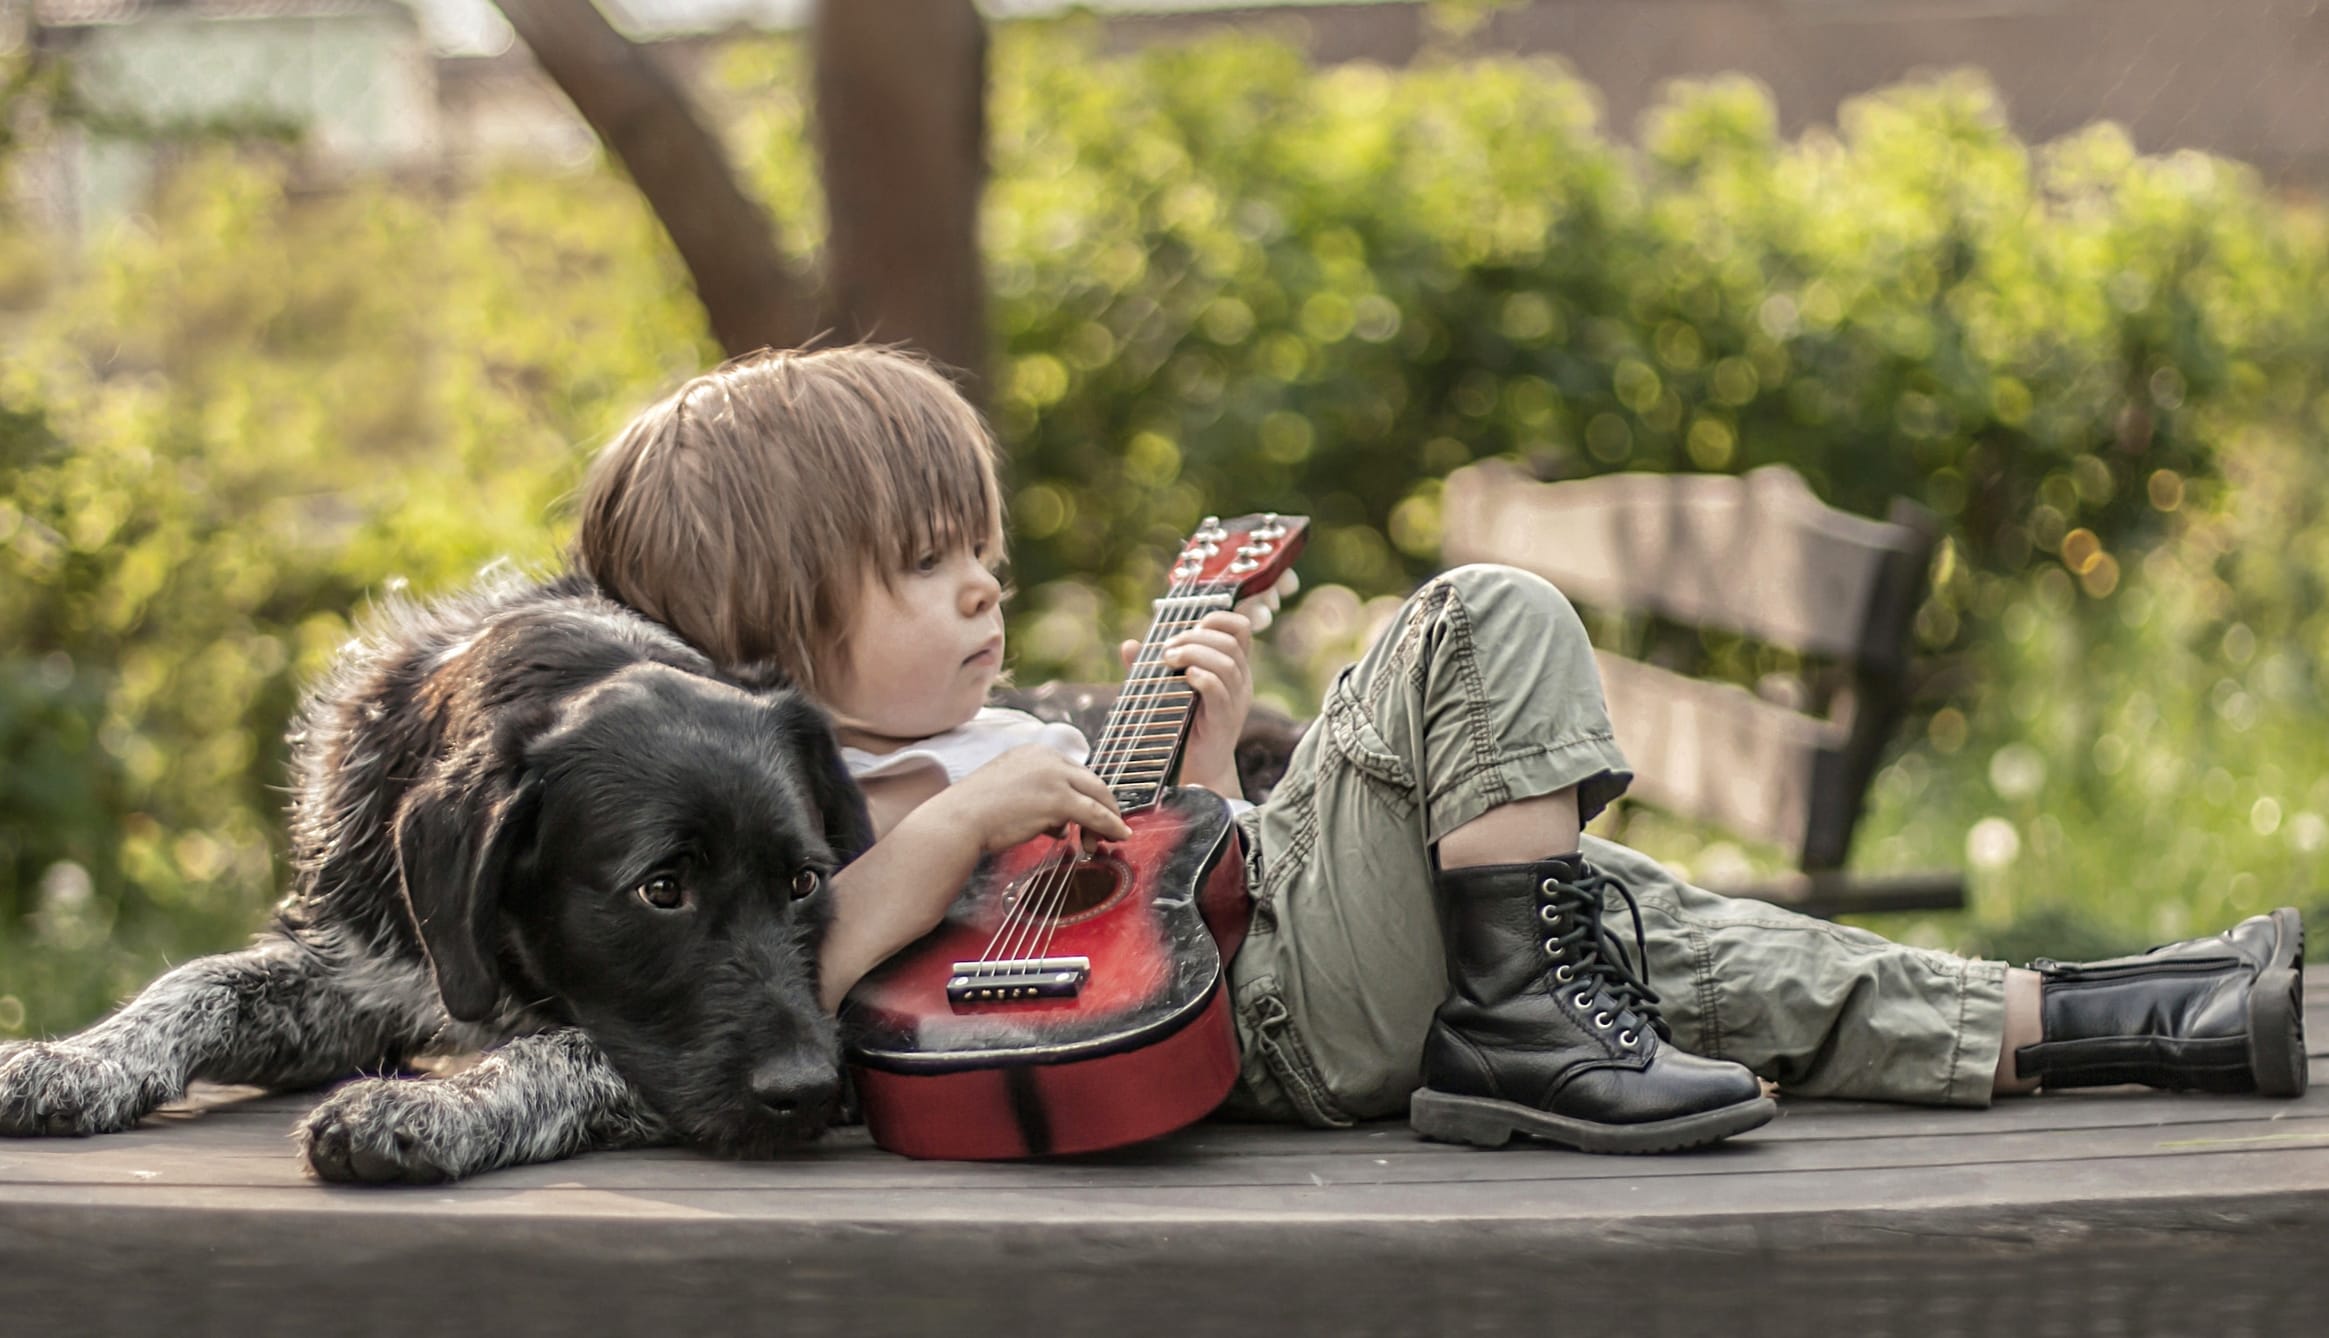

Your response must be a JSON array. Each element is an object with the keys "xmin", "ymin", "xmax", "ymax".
[
  {"xmin": 774, "ymin": 695, "xmax": 875, "ymax": 864},
  {"xmin": 391, "ymin": 753, "xmax": 543, "ymax": 1022}
]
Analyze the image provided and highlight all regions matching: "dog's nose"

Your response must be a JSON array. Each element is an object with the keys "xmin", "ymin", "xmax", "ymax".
[{"xmin": 748, "ymin": 1055, "xmax": 839, "ymax": 1135}]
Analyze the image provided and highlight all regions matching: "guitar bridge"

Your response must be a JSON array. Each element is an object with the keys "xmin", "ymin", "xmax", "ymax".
[{"xmin": 947, "ymin": 957, "xmax": 1091, "ymax": 1005}]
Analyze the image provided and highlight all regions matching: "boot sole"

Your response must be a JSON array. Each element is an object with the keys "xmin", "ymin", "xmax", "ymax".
[
  {"xmin": 2249, "ymin": 908, "xmax": 2307, "ymax": 1098},
  {"xmin": 1409, "ymin": 1088, "xmax": 1776, "ymax": 1155}
]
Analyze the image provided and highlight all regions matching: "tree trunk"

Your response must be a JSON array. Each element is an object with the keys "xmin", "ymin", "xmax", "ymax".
[
  {"xmin": 493, "ymin": 0, "xmax": 812, "ymax": 358},
  {"xmin": 813, "ymin": 0, "xmax": 990, "ymax": 397}
]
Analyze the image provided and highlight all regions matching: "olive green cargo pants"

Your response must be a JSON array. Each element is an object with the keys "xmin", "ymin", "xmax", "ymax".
[{"xmin": 1224, "ymin": 563, "xmax": 2007, "ymax": 1125}]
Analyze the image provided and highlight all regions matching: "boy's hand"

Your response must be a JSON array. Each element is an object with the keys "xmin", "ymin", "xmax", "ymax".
[
  {"xmin": 927, "ymin": 744, "xmax": 1133, "ymax": 857},
  {"xmin": 1235, "ymin": 570, "xmax": 1297, "ymax": 634},
  {"xmin": 1121, "ymin": 569, "xmax": 1293, "ymax": 801}
]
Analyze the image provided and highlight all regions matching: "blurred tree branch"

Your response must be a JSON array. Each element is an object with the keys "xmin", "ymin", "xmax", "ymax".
[
  {"xmin": 491, "ymin": 0, "xmax": 989, "ymax": 393},
  {"xmin": 492, "ymin": 0, "xmax": 814, "ymax": 358}
]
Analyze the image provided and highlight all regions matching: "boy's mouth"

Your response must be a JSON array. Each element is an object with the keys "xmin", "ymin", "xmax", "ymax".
[{"xmin": 965, "ymin": 637, "xmax": 1002, "ymax": 665}]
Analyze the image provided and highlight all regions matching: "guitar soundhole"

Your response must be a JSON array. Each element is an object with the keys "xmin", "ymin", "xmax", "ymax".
[{"xmin": 1006, "ymin": 855, "xmax": 1127, "ymax": 926}]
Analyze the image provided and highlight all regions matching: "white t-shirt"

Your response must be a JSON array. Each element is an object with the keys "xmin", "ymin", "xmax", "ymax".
[{"xmin": 839, "ymin": 706, "xmax": 1255, "ymax": 818}]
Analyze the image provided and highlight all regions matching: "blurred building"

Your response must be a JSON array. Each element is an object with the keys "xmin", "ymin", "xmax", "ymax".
[
  {"xmin": 1091, "ymin": 1, "xmax": 2329, "ymax": 187},
  {"xmin": 15, "ymin": 0, "xmax": 2325, "ymax": 235},
  {"xmin": 26, "ymin": 0, "xmax": 440, "ymax": 230}
]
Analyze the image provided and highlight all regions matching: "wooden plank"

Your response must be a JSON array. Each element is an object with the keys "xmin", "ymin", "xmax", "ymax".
[
  {"xmin": 8, "ymin": 1087, "xmax": 2323, "ymax": 1194},
  {"xmin": 1596, "ymin": 649, "xmax": 1842, "ymax": 858},
  {"xmin": 6, "ymin": 1182, "xmax": 2326, "ymax": 1337},
  {"xmin": 1442, "ymin": 460, "xmax": 1929, "ymax": 663}
]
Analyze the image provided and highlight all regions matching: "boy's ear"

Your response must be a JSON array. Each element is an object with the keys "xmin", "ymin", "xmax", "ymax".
[{"xmin": 391, "ymin": 748, "xmax": 543, "ymax": 1022}]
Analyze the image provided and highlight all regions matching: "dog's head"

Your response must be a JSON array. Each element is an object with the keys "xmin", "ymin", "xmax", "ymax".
[{"xmin": 391, "ymin": 662, "xmax": 874, "ymax": 1156}]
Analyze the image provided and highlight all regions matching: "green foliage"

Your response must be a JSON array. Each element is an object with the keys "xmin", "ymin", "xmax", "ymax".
[
  {"xmin": 950, "ymin": 33, "xmax": 2324, "ymax": 682},
  {"xmin": 0, "ymin": 149, "xmax": 713, "ymax": 1031},
  {"xmin": 2, "ymin": 25, "xmax": 2326, "ymax": 1033}
]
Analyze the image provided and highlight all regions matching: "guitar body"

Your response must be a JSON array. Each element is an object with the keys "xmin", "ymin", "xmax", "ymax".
[{"xmin": 845, "ymin": 786, "xmax": 1249, "ymax": 1160}]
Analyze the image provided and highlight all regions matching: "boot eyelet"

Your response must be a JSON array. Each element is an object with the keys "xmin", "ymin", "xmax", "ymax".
[
  {"xmin": 1537, "ymin": 905, "xmax": 1561, "ymax": 925},
  {"xmin": 1541, "ymin": 878, "xmax": 1560, "ymax": 895},
  {"xmin": 1542, "ymin": 939, "xmax": 1560, "ymax": 958},
  {"xmin": 1573, "ymin": 990, "xmax": 1594, "ymax": 1009},
  {"xmin": 1618, "ymin": 1029, "xmax": 1638, "ymax": 1047},
  {"xmin": 1553, "ymin": 964, "xmax": 1575, "ymax": 982},
  {"xmin": 1594, "ymin": 1011, "xmax": 1614, "ymax": 1029}
]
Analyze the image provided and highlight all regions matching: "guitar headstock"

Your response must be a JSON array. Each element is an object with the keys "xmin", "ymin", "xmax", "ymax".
[{"xmin": 1168, "ymin": 513, "xmax": 1309, "ymax": 600}]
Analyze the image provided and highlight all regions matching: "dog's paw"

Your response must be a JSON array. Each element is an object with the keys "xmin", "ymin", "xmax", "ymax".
[
  {"xmin": 0, "ymin": 1040, "xmax": 161, "ymax": 1136},
  {"xmin": 298, "ymin": 1077, "xmax": 473, "ymax": 1185}
]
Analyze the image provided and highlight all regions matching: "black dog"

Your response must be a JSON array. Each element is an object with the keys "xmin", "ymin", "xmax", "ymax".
[{"xmin": 0, "ymin": 568, "xmax": 873, "ymax": 1182}]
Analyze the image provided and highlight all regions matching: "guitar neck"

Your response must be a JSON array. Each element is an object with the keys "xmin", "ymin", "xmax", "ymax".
[{"xmin": 1086, "ymin": 588, "xmax": 1237, "ymax": 811}]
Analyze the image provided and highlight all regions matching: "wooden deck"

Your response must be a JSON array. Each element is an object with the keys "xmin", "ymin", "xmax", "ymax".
[{"xmin": 5, "ymin": 998, "xmax": 2326, "ymax": 1336}]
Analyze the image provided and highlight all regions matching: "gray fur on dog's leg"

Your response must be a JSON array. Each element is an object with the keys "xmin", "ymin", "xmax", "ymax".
[
  {"xmin": 299, "ymin": 1027, "xmax": 668, "ymax": 1184},
  {"xmin": 0, "ymin": 933, "xmax": 430, "ymax": 1137}
]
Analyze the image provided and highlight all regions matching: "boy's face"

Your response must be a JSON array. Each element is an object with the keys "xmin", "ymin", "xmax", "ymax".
[{"xmin": 821, "ymin": 538, "xmax": 1006, "ymax": 748}]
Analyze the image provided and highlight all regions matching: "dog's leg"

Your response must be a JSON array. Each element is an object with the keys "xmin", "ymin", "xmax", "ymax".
[
  {"xmin": 298, "ymin": 1027, "xmax": 667, "ymax": 1184},
  {"xmin": 0, "ymin": 934, "xmax": 420, "ymax": 1136}
]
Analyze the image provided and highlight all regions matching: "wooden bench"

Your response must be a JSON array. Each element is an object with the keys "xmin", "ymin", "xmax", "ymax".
[
  {"xmin": 1439, "ymin": 460, "xmax": 1965, "ymax": 919},
  {"xmin": 1003, "ymin": 460, "xmax": 1959, "ymax": 919}
]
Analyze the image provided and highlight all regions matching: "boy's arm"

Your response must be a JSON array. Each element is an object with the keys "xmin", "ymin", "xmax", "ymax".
[
  {"xmin": 817, "ymin": 802, "xmax": 981, "ymax": 1014},
  {"xmin": 1180, "ymin": 762, "xmax": 1246, "ymax": 805}
]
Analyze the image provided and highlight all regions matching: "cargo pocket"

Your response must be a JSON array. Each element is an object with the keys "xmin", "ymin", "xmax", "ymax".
[
  {"xmin": 1320, "ymin": 667, "xmax": 1418, "ymax": 818},
  {"xmin": 1236, "ymin": 980, "xmax": 1358, "ymax": 1129}
]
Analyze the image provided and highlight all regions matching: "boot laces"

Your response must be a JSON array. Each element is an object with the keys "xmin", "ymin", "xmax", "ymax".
[{"xmin": 1540, "ymin": 865, "xmax": 1671, "ymax": 1042}]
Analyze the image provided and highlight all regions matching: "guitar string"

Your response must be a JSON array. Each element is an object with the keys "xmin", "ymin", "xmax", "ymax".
[
  {"xmin": 977, "ymin": 574, "xmax": 1204, "ymax": 973},
  {"xmin": 1043, "ymin": 530, "xmax": 1281, "ymax": 954},
  {"xmin": 1030, "ymin": 527, "xmax": 1271, "ymax": 959},
  {"xmin": 976, "ymin": 523, "xmax": 1279, "ymax": 974},
  {"xmin": 997, "ymin": 571, "xmax": 1209, "ymax": 971},
  {"xmin": 1023, "ymin": 578, "xmax": 1213, "ymax": 966},
  {"xmin": 970, "ymin": 564, "xmax": 1206, "ymax": 972}
]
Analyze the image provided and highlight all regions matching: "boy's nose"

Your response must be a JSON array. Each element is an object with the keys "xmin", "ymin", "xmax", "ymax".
[{"xmin": 965, "ymin": 566, "xmax": 1002, "ymax": 609}]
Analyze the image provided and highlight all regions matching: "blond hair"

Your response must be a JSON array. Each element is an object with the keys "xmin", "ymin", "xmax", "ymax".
[{"xmin": 577, "ymin": 345, "xmax": 1006, "ymax": 702}]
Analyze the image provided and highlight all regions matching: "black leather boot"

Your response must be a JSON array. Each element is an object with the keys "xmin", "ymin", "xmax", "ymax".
[
  {"xmin": 1410, "ymin": 853, "xmax": 1775, "ymax": 1153},
  {"xmin": 2014, "ymin": 907, "xmax": 2307, "ymax": 1096}
]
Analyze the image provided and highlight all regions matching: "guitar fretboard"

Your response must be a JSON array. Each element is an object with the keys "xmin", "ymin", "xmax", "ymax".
[{"xmin": 1088, "ymin": 591, "xmax": 1237, "ymax": 810}]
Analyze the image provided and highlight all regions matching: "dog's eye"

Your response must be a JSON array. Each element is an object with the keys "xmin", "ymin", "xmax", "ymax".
[
  {"xmin": 636, "ymin": 876, "xmax": 688, "ymax": 911},
  {"xmin": 790, "ymin": 869, "xmax": 822, "ymax": 901}
]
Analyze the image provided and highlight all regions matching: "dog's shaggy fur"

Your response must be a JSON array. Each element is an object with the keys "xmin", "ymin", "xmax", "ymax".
[{"xmin": 0, "ymin": 568, "xmax": 873, "ymax": 1183}]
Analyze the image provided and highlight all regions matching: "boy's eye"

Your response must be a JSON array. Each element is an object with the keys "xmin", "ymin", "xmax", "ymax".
[{"xmin": 915, "ymin": 552, "xmax": 941, "ymax": 573}]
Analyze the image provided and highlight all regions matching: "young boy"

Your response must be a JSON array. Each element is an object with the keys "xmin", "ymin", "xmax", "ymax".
[{"xmin": 576, "ymin": 344, "xmax": 2307, "ymax": 1154}]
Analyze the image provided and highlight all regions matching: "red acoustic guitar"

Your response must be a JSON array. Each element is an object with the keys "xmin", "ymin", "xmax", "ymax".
[{"xmin": 844, "ymin": 512, "xmax": 1308, "ymax": 1160}]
